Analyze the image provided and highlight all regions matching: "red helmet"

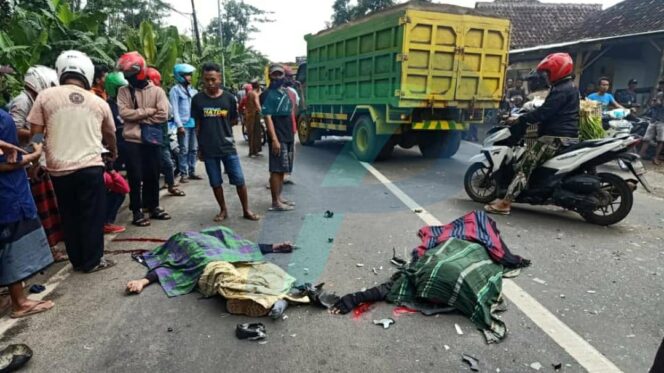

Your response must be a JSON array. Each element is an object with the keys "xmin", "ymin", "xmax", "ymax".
[
  {"xmin": 536, "ymin": 53, "xmax": 573, "ymax": 84},
  {"xmin": 116, "ymin": 51, "xmax": 147, "ymax": 80},
  {"xmin": 146, "ymin": 67, "xmax": 161, "ymax": 87}
]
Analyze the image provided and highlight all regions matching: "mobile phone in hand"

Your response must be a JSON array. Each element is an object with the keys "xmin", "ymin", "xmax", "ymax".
[{"xmin": 23, "ymin": 133, "xmax": 44, "ymax": 153}]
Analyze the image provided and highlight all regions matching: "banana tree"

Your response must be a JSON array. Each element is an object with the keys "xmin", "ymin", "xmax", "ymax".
[{"xmin": 123, "ymin": 21, "xmax": 182, "ymax": 87}]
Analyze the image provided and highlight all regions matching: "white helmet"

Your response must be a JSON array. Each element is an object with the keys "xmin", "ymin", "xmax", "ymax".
[
  {"xmin": 55, "ymin": 50, "xmax": 94, "ymax": 89},
  {"xmin": 24, "ymin": 65, "xmax": 58, "ymax": 93}
]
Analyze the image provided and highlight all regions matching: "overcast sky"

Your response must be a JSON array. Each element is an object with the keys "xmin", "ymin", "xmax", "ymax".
[{"xmin": 166, "ymin": 0, "xmax": 624, "ymax": 62}]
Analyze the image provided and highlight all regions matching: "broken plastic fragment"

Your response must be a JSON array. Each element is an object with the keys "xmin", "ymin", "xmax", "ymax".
[
  {"xmin": 356, "ymin": 263, "xmax": 365, "ymax": 267},
  {"xmin": 414, "ymin": 208, "xmax": 423, "ymax": 213},
  {"xmin": 393, "ymin": 306, "xmax": 418, "ymax": 316},
  {"xmin": 533, "ymin": 278, "xmax": 547, "ymax": 285},
  {"xmin": 530, "ymin": 362, "xmax": 542, "ymax": 370},
  {"xmin": 352, "ymin": 302, "xmax": 374, "ymax": 319},
  {"xmin": 552, "ymin": 363, "xmax": 562, "ymax": 371},
  {"xmin": 586, "ymin": 290, "xmax": 597, "ymax": 294},
  {"xmin": 444, "ymin": 345, "xmax": 450, "ymax": 351},
  {"xmin": 461, "ymin": 354, "xmax": 479, "ymax": 372},
  {"xmin": 324, "ymin": 210, "xmax": 334, "ymax": 218},
  {"xmin": 372, "ymin": 318, "xmax": 395, "ymax": 329},
  {"xmin": 455, "ymin": 324, "xmax": 464, "ymax": 335},
  {"xmin": 372, "ymin": 267, "xmax": 378, "ymax": 275}
]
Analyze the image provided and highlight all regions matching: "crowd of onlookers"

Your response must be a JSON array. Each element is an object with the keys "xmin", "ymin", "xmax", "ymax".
[{"xmin": 0, "ymin": 49, "xmax": 301, "ymax": 319}]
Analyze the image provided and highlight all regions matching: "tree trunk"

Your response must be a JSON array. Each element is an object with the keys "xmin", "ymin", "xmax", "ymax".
[{"xmin": 190, "ymin": 0, "xmax": 202, "ymax": 55}]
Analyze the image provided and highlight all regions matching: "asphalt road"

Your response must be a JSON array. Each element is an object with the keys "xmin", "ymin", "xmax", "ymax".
[{"xmin": 1, "ymin": 129, "xmax": 662, "ymax": 373}]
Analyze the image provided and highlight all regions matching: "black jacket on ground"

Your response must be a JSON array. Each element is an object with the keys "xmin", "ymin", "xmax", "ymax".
[{"xmin": 518, "ymin": 77, "xmax": 580, "ymax": 138}]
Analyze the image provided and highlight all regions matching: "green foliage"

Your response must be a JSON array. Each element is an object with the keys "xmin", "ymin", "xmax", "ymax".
[
  {"xmin": 0, "ymin": 0, "xmax": 271, "ymax": 105},
  {"xmin": 331, "ymin": 0, "xmax": 396, "ymax": 26}
]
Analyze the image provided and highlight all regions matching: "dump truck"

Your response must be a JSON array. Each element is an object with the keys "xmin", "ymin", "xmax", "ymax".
[{"xmin": 295, "ymin": 1, "xmax": 511, "ymax": 161}]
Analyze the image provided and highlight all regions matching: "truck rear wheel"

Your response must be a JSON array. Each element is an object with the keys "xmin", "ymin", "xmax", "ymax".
[
  {"xmin": 298, "ymin": 115, "xmax": 317, "ymax": 146},
  {"xmin": 418, "ymin": 131, "xmax": 462, "ymax": 159},
  {"xmin": 352, "ymin": 115, "xmax": 391, "ymax": 162}
]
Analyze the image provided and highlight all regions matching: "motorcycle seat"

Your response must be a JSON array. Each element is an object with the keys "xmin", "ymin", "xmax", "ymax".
[{"xmin": 557, "ymin": 138, "xmax": 619, "ymax": 155}]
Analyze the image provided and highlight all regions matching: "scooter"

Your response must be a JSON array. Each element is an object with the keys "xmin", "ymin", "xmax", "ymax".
[{"xmin": 464, "ymin": 120, "xmax": 651, "ymax": 226}]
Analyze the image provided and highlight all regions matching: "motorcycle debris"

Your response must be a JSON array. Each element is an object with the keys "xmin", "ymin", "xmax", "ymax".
[
  {"xmin": 373, "ymin": 318, "xmax": 395, "ymax": 329},
  {"xmin": 324, "ymin": 210, "xmax": 334, "ymax": 218},
  {"xmin": 390, "ymin": 248, "xmax": 407, "ymax": 266},
  {"xmin": 356, "ymin": 263, "xmax": 365, "ymax": 267},
  {"xmin": 530, "ymin": 362, "xmax": 542, "ymax": 370},
  {"xmin": 328, "ymin": 238, "xmax": 334, "ymax": 243},
  {"xmin": 444, "ymin": 345, "xmax": 450, "ymax": 351},
  {"xmin": 455, "ymin": 324, "xmax": 464, "ymax": 335},
  {"xmin": 414, "ymin": 208, "xmax": 423, "ymax": 213},
  {"xmin": 553, "ymin": 363, "xmax": 562, "ymax": 371},
  {"xmin": 586, "ymin": 290, "xmax": 597, "ymax": 294},
  {"xmin": 533, "ymin": 278, "xmax": 547, "ymax": 285},
  {"xmin": 372, "ymin": 267, "xmax": 378, "ymax": 275},
  {"xmin": 461, "ymin": 354, "xmax": 479, "ymax": 372}
]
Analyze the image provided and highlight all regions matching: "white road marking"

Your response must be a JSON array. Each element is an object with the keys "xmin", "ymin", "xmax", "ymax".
[
  {"xmin": 361, "ymin": 161, "xmax": 623, "ymax": 373},
  {"xmin": 0, "ymin": 264, "xmax": 72, "ymax": 336},
  {"xmin": 0, "ymin": 234, "xmax": 119, "ymax": 336}
]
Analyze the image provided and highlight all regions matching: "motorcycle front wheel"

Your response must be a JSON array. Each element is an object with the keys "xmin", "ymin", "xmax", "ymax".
[
  {"xmin": 464, "ymin": 162, "xmax": 498, "ymax": 204},
  {"xmin": 580, "ymin": 172, "xmax": 633, "ymax": 226}
]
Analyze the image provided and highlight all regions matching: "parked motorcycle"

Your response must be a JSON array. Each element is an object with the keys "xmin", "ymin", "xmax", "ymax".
[{"xmin": 464, "ymin": 118, "xmax": 651, "ymax": 225}]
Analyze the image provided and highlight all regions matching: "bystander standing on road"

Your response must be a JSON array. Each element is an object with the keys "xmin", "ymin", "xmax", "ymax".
[
  {"xmin": 146, "ymin": 66, "xmax": 185, "ymax": 198},
  {"xmin": 117, "ymin": 52, "xmax": 172, "ymax": 227},
  {"xmin": 170, "ymin": 63, "xmax": 200, "ymax": 183},
  {"xmin": 262, "ymin": 64, "xmax": 296, "ymax": 212},
  {"xmin": 0, "ymin": 108, "xmax": 55, "ymax": 318},
  {"xmin": 191, "ymin": 62, "xmax": 260, "ymax": 222},
  {"xmin": 105, "ymin": 72, "xmax": 129, "ymax": 171},
  {"xmin": 28, "ymin": 50, "xmax": 117, "ymax": 273},
  {"xmin": 91, "ymin": 64, "xmax": 109, "ymax": 101},
  {"xmin": 245, "ymin": 81, "xmax": 263, "ymax": 157}
]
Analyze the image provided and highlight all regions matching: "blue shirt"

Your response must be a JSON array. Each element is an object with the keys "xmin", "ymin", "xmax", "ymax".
[
  {"xmin": 169, "ymin": 84, "xmax": 197, "ymax": 128},
  {"xmin": 587, "ymin": 92, "xmax": 617, "ymax": 111},
  {"xmin": 0, "ymin": 109, "xmax": 37, "ymax": 225}
]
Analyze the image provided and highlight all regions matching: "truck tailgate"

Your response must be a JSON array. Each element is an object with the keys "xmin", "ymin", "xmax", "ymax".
[{"xmin": 399, "ymin": 9, "xmax": 510, "ymax": 107}]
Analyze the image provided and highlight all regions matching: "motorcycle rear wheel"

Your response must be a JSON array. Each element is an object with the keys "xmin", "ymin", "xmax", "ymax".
[
  {"xmin": 464, "ymin": 162, "xmax": 498, "ymax": 204},
  {"xmin": 581, "ymin": 172, "xmax": 633, "ymax": 226}
]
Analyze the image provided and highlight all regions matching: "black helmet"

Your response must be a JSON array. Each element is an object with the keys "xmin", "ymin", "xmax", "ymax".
[{"xmin": 526, "ymin": 70, "xmax": 549, "ymax": 92}]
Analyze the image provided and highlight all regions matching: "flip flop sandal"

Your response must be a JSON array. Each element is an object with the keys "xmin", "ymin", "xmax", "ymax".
[
  {"xmin": 226, "ymin": 299, "xmax": 270, "ymax": 317},
  {"xmin": 168, "ymin": 188, "xmax": 186, "ymax": 197},
  {"xmin": 484, "ymin": 204, "xmax": 511, "ymax": 215},
  {"xmin": 0, "ymin": 344, "xmax": 33, "ymax": 372},
  {"xmin": 150, "ymin": 208, "xmax": 171, "ymax": 220},
  {"xmin": 10, "ymin": 300, "xmax": 54, "ymax": 319},
  {"xmin": 235, "ymin": 323, "xmax": 266, "ymax": 341},
  {"xmin": 213, "ymin": 213, "xmax": 227, "ymax": 222},
  {"xmin": 85, "ymin": 258, "xmax": 116, "ymax": 274},
  {"xmin": 132, "ymin": 213, "xmax": 150, "ymax": 227},
  {"xmin": 281, "ymin": 200, "xmax": 296, "ymax": 207},
  {"xmin": 268, "ymin": 205, "xmax": 294, "ymax": 212}
]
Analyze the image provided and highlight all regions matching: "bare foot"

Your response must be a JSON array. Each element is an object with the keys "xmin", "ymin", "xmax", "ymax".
[
  {"xmin": 213, "ymin": 211, "xmax": 228, "ymax": 222},
  {"xmin": 243, "ymin": 211, "xmax": 261, "ymax": 221},
  {"xmin": 126, "ymin": 279, "xmax": 150, "ymax": 295}
]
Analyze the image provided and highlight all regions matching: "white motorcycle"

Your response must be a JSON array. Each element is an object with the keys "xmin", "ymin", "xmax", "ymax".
[{"xmin": 464, "ymin": 118, "xmax": 651, "ymax": 225}]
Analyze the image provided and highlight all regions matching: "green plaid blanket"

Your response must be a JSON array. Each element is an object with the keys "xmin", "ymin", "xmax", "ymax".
[
  {"xmin": 387, "ymin": 238, "xmax": 507, "ymax": 343},
  {"xmin": 142, "ymin": 226, "xmax": 264, "ymax": 297}
]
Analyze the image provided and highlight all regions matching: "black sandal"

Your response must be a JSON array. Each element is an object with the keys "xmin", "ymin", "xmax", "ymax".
[
  {"xmin": 168, "ymin": 188, "xmax": 186, "ymax": 197},
  {"xmin": 132, "ymin": 211, "xmax": 151, "ymax": 227},
  {"xmin": 150, "ymin": 207, "xmax": 172, "ymax": 220}
]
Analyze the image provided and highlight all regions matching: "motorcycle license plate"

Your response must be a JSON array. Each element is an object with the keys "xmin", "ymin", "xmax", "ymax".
[{"xmin": 633, "ymin": 160, "xmax": 647, "ymax": 175}]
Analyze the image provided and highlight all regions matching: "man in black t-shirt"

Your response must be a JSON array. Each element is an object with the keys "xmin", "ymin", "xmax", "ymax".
[
  {"xmin": 191, "ymin": 62, "xmax": 259, "ymax": 222},
  {"xmin": 262, "ymin": 64, "xmax": 296, "ymax": 212}
]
